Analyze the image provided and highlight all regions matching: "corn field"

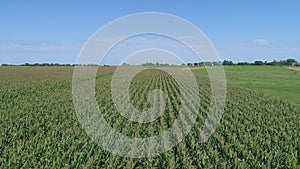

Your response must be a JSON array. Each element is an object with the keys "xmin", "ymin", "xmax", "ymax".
[{"xmin": 0, "ymin": 66, "xmax": 299, "ymax": 168}]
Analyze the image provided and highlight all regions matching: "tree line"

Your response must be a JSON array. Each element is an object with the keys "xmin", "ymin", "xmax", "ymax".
[
  {"xmin": 188, "ymin": 58, "xmax": 299, "ymax": 66},
  {"xmin": 0, "ymin": 63, "xmax": 102, "ymax": 67},
  {"xmin": 1, "ymin": 58, "xmax": 299, "ymax": 67},
  {"xmin": 222, "ymin": 58, "xmax": 298, "ymax": 66}
]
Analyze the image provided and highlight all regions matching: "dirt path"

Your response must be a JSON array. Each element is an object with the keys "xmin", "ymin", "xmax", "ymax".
[{"xmin": 287, "ymin": 66, "xmax": 300, "ymax": 72}]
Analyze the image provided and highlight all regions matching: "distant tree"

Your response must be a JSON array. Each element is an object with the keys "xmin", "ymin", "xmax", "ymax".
[
  {"xmin": 237, "ymin": 62, "xmax": 250, "ymax": 65},
  {"xmin": 222, "ymin": 60, "xmax": 234, "ymax": 65},
  {"xmin": 266, "ymin": 59, "xmax": 298, "ymax": 66},
  {"xmin": 85, "ymin": 64, "xmax": 98, "ymax": 66},
  {"xmin": 254, "ymin": 61, "xmax": 264, "ymax": 65},
  {"xmin": 141, "ymin": 62, "xmax": 155, "ymax": 66},
  {"xmin": 265, "ymin": 61, "xmax": 273, "ymax": 66},
  {"xmin": 41, "ymin": 63, "xmax": 50, "ymax": 66},
  {"xmin": 286, "ymin": 58, "xmax": 297, "ymax": 65},
  {"xmin": 161, "ymin": 63, "xmax": 170, "ymax": 66},
  {"xmin": 273, "ymin": 60, "xmax": 284, "ymax": 66},
  {"xmin": 1, "ymin": 64, "xmax": 9, "ymax": 66}
]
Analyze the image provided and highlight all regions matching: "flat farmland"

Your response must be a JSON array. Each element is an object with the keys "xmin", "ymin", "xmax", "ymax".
[{"xmin": 0, "ymin": 66, "xmax": 299, "ymax": 168}]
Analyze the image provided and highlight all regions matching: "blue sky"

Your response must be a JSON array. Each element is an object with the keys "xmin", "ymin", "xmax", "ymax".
[{"xmin": 1, "ymin": 0, "xmax": 300, "ymax": 64}]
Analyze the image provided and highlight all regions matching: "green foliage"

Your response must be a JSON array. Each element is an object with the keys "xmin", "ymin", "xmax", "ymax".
[
  {"xmin": 223, "ymin": 60, "xmax": 234, "ymax": 65},
  {"xmin": 0, "ymin": 66, "xmax": 299, "ymax": 168},
  {"xmin": 254, "ymin": 61, "xmax": 264, "ymax": 65},
  {"xmin": 222, "ymin": 58, "xmax": 299, "ymax": 66}
]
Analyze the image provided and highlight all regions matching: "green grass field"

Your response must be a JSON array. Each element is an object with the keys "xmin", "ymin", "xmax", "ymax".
[
  {"xmin": 0, "ymin": 66, "xmax": 299, "ymax": 168},
  {"xmin": 195, "ymin": 66, "xmax": 300, "ymax": 105},
  {"xmin": 224, "ymin": 66, "xmax": 300, "ymax": 105}
]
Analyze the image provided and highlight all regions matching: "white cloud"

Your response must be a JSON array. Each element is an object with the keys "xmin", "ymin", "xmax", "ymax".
[{"xmin": 253, "ymin": 39, "xmax": 270, "ymax": 46}]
